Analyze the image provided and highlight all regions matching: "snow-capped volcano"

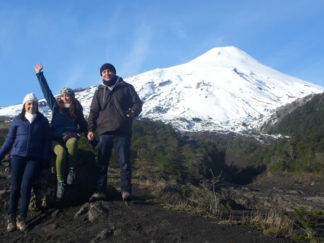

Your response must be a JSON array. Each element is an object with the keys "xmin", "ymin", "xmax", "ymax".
[
  {"xmin": 127, "ymin": 46, "xmax": 324, "ymax": 132},
  {"xmin": 1, "ymin": 46, "xmax": 323, "ymax": 133}
]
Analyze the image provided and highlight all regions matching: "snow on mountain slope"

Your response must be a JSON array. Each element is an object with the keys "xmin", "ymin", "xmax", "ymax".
[
  {"xmin": 127, "ymin": 46, "xmax": 324, "ymax": 132},
  {"xmin": 1, "ymin": 46, "xmax": 323, "ymax": 133}
]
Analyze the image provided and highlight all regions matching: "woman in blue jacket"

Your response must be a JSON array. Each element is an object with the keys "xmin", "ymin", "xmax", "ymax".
[
  {"xmin": 0, "ymin": 93, "xmax": 50, "ymax": 232},
  {"xmin": 34, "ymin": 64, "xmax": 88, "ymax": 200}
]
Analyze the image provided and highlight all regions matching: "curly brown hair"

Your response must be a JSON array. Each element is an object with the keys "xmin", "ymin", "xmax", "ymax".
[{"xmin": 57, "ymin": 97, "xmax": 84, "ymax": 123}]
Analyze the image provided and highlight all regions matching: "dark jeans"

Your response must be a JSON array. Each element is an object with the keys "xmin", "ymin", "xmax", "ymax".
[
  {"xmin": 95, "ymin": 134, "xmax": 131, "ymax": 194},
  {"xmin": 8, "ymin": 156, "xmax": 40, "ymax": 217}
]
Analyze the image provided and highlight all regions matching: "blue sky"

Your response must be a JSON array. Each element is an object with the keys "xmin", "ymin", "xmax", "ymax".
[{"xmin": 1, "ymin": 0, "xmax": 324, "ymax": 106}]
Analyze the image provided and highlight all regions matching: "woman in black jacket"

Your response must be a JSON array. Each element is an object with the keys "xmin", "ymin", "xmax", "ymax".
[{"xmin": 0, "ymin": 93, "xmax": 50, "ymax": 232}]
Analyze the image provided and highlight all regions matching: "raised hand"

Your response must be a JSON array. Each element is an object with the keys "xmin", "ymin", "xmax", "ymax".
[{"xmin": 34, "ymin": 63, "xmax": 43, "ymax": 73}]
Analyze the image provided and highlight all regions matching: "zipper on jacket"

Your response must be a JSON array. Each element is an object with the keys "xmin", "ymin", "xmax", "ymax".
[
  {"xmin": 27, "ymin": 121, "xmax": 32, "ymax": 154},
  {"xmin": 103, "ymin": 86, "xmax": 106, "ymax": 104}
]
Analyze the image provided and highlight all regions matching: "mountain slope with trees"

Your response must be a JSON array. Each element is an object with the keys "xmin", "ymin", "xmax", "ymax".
[{"xmin": 264, "ymin": 92, "xmax": 324, "ymax": 173}]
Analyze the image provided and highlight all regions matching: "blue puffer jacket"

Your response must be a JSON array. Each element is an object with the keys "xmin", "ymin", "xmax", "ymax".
[
  {"xmin": 36, "ymin": 72, "xmax": 88, "ymax": 139},
  {"xmin": 0, "ymin": 112, "xmax": 51, "ymax": 162}
]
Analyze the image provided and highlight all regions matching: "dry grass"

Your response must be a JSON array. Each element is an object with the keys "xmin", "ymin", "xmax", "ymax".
[
  {"xmin": 254, "ymin": 171, "xmax": 324, "ymax": 186},
  {"xmin": 243, "ymin": 210, "xmax": 294, "ymax": 237},
  {"xmin": 107, "ymin": 165, "xmax": 324, "ymax": 242},
  {"xmin": 287, "ymin": 172, "xmax": 323, "ymax": 185},
  {"xmin": 216, "ymin": 210, "xmax": 294, "ymax": 238},
  {"xmin": 152, "ymin": 178, "xmax": 294, "ymax": 238}
]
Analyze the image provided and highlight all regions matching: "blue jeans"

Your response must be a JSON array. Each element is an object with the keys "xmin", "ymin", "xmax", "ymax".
[
  {"xmin": 8, "ymin": 156, "xmax": 40, "ymax": 217},
  {"xmin": 95, "ymin": 134, "xmax": 131, "ymax": 194}
]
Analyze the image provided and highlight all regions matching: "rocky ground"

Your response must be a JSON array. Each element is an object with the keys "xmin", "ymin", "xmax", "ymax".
[
  {"xmin": 234, "ymin": 172, "xmax": 324, "ymax": 212},
  {"xmin": 0, "ymin": 162, "xmax": 296, "ymax": 243}
]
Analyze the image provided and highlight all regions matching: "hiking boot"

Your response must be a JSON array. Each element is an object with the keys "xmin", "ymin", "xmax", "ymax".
[
  {"xmin": 89, "ymin": 192, "xmax": 105, "ymax": 202},
  {"xmin": 7, "ymin": 215, "xmax": 16, "ymax": 232},
  {"xmin": 67, "ymin": 169, "xmax": 76, "ymax": 185},
  {"xmin": 16, "ymin": 215, "xmax": 27, "ymax": 232},
  {"xmin": 122, "ymin": 191, "xmax": 131, "ymax": 201},
  {"xmin": 56, "ymin": 181, "xmax": 65, "ymax": 199}
]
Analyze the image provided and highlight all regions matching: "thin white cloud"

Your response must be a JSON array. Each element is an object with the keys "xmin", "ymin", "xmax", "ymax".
[
  {"xmin": 119, "ymin": 24, "xmax": 153, "ymax": 77},
  {"xmin": 1, "ymin": 0, "xmax": 324, "ymax": 106}
]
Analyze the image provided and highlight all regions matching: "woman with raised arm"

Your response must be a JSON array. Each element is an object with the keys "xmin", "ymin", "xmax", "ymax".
[
  {"xmin": 34, "ymin": 64, "xmax": 88, "ymax": 200},
  {"xmin": 0, "ymin": 93, "xmax": 50, "ymax": 232}
]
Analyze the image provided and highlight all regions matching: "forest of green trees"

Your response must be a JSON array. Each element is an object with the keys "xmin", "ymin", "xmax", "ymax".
[{"xmin": 1, "ymin": 92, "xmax": 324, "ymax": 185}]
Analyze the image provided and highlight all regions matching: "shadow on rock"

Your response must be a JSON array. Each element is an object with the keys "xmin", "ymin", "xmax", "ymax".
[{"xmin": 30, "ymin": 149, "xmax": 98, "ymax": 209}]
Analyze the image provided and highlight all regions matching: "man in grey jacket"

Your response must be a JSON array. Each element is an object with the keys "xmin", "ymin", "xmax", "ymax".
[{"xmin": 87, "ymin": 63, "xmax": 142, "ymax": 201}]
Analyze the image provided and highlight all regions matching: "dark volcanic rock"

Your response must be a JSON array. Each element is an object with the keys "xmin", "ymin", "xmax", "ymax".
[
  {"xmin": 0, "ymin": 164, "xmax": 296, "ymax": 243},
  {"xmin": 88, "ymin": 201, "xmax": 109, "ymax": 222},
  {"xmin": 90, "ymin": 228, "xmax": 113, "ymax": 243},
  {"xmin": 74, "ymin": 203, "xmax": 89, "ymax": 219},
  {"xmin": 29, "ymin": 151, "xmax": 97, "ymax": 209}
]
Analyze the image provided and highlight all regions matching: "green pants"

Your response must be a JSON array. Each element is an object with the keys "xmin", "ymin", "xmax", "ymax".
[{"xmin": 52, "ymin": 138, "xmax": 78, "ymax": 182}]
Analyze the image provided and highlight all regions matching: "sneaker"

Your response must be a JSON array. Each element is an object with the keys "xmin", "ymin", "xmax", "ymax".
[
  {"xmin": 89, "ymin": 192, "xmax": 106, "ymax": 202},
  {"xmin": 16, "ymin": 215, "xmax": 27, "ymax": 232},
  {"xmin": 7, "ymin": 215, "xmax": 16, "ymax": 232},
  {"xmin": 67, "ymin": 169, "xmax": 76, "ymax": 185},
  {"xmin": 122, "ymin": 191, "xmax": 131, "ymax": 201},
  {"xmin": 56, "ymin": 181, "xmax": 65, "ymax": 199}
]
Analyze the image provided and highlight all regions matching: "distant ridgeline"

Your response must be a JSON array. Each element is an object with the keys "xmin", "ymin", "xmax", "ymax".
[{"xmin": 0, "ymin": 116, "xmax": 11, "ymax": 122}]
